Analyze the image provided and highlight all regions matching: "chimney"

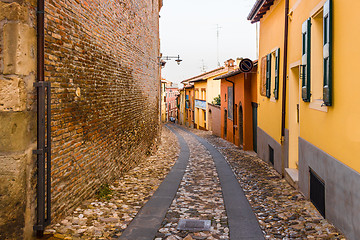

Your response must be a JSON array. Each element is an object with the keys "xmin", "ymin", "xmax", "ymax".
[
  {"xmin": 235, "ymin": 57, "xmax": 244, "ymax": 69},
  {"xmin": 224, "ymin": 59, "xmax": 235, "ymax": 71}
]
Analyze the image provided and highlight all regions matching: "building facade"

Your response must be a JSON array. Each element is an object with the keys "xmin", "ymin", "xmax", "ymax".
[
  {"xmin": 184, "ymin": 85, "xmax": 195, "ymax": 128},
  {"xmin": 216, "ymin": 62, "xmax": 258, "ymax": 151},
  {"xmin": 182, "ymin": 60, "xmax": 235, "ymax": 130},
  {"xmin": 248, "ymin": 0, "xmax": 360, "ymax": 238},
  {"xmin": 165, "ymin": 85, "xmax": 179, "ymax": 122}
]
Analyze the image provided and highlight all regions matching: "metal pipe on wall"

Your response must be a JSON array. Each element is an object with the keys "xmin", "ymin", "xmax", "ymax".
[
  {"xmin": 281, "ymin": 0, "xmax": 290, "ymax": 175},
  {"xmin": 34, "ymin": 0, "xmax": 52, "ymax": 236}
]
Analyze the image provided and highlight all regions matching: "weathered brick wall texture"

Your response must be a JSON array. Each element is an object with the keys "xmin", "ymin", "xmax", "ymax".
[{"xmin": 0, "ymin": 0, "xmax": 161, "ymax": 238}]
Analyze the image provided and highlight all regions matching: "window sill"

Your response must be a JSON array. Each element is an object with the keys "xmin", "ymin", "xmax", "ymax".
[{"xmin": 309, "ymin": 99, "xmax": 328, "ymax": 112}]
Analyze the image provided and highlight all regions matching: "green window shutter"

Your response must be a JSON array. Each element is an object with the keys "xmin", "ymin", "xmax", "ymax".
[
  {"xmin": 266, "ymin": 53, "xmax": 271, "ymax": 98},
  {"xmin": 274, "ymin": 48, "xmax": 280, "ymax": 100},
  {"xmin": 323, "ymin": 0, "xmax": 332, "ymax": 106},
  {"xmin": 301, "ymin": 18, "xmax": 311, "ymax": 102}
]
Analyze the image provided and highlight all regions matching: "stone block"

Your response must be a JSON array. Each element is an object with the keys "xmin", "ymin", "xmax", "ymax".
[
  {"xmin": 0, "ymin": 2, "xmax": 29, "ymax": 22},
  {"xmin": 0, "ymin": 153, "xmax": 28, "ymax": 239},
  {"xmin": 3, "ymin": 22, "xmax": 36, "ymax": 75},
  {"xmin": 0, "ymin": 76, "xmax": 26, "ymax": 111},
  {"xmin": 0, "ymin": 111, "xmax": 36, "ymax": 152}
]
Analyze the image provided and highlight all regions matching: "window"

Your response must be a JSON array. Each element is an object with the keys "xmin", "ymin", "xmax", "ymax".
[
  {"xmin": 301, "ymin": 18, "xmax": 311, "ymax": 102},
  {"xmin": 274, "ymin": 48, "xmax": 280, "ymax": 99},
  {"xmin": 322, "ymin": 0, "xmax": 332, "ymax": 106},
  {"xmin": 227, "ymin": 87, "xmax": 233, "ymax": 119},
  {"xmin": 302, "ymin": 0, "xmax": 332, "ymax": 106},
  {"xmin": 260, "ymin": 56, "xmax": 267, "ymax": 96},
  {"xmin": 266, "ymin": 54, "xmax": 271, "ymax": 98},
  {"xmin": 265, "ymin": 49, "xmax": 280, "ymax": 99}
]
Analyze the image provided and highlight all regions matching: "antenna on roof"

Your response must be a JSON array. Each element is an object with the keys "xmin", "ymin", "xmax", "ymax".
[
  {"xmin": 200, "ymin": 59, "xmax": 207, "ymax": 73},
  {"xmin": 216, "ymin": 24, "xmax": 222, "ymax": 67}
]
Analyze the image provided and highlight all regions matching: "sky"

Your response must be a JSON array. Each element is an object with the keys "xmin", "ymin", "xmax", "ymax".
[{"xmin": 159, "ymin": 0, "xmax": 258, "ymax": 85}]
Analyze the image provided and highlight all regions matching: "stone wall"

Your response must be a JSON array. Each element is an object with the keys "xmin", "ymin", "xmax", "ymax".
[
  {"xmin": 0, "ymin": 0, "xmax": 37, "ymax": 238},
  {"xmin": 208, "ymin": 103, "xmax": 221, "ymax": 137},
  {"xmin": 0, "ymin": 0, "xmax": 162, "ymax": 238}
]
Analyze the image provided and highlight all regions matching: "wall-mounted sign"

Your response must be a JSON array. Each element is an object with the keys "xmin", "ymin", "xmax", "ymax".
[
  {"xmin": 195, "ymin": 99, "xmax": 206, "ymax": 110},
  {"xmin": 239, "ymin": 58, "xmax": 253, "ymax": 72}
]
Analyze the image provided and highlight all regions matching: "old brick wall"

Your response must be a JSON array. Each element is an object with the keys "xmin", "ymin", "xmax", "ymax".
[
  {"xmin": 0, "ymin": 0, "xmax": 162, "ymax": 238},
  {"xmin": 46, "ymin": 0, "xmax": 161, "ymax": 223}
]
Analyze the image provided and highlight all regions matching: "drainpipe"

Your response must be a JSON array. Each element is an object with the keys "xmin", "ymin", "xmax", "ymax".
[
  {"xmin": 225, "ymin": 78, "xmax": 235, "ymax": 143},
  {"xmin": 34, "ymin": 0, "xmax": 52, "ymax": 236},
  {"xmin": 37, "ymin": 0, "xmax": 44, "ymax": 84},
  {"xmin": 281, "ymin": 0, "xmax": 290, "ymax": 175},
  {"xmin": 193, "ymin": 87, "xmax": 195, "ymax": 128}
]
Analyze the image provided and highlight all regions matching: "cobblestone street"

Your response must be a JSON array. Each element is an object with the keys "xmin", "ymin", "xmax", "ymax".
[{"xmin": 45, "ymin": 124, "xmax": 345, "ymax": 239}]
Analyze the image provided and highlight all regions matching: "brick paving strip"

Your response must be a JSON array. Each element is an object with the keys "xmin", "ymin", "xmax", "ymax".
[
  {"xmin": 155, "ymin": 125, "xmax": 264, "ymax": 240},
  {"xmin": 118, "ymin": 125, "xmax": 190, "ymax": 240},
  {"xmin": 183, "ymin": 127, "xmax": 264, "ymax": 240},
  {"xmin": 187, "ymin": 128, "xmax": 346, "ymax": 239}
]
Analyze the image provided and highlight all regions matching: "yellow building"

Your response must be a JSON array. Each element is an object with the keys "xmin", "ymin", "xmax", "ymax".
[
  {"xmin": 182, "ymin": 60, "xmax": 235, "ymax": 130},
  {"xmin": 178, "ymin": 88, "xmax": 186, "ymax": 125},
  {"xmin": 249, "ymin": 0, "xmax": 360, "ymax": 238},
  {"xmin": 161, "ymin": 78, "xmax": 172, "ymax": 122}
]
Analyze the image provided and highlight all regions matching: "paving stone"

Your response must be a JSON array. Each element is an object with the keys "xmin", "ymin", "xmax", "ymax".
[
  {"xmin": 188, "ymin": 127, "xmax": 345, "ymax": 240},
  {"xmin": 155, "ymin": 128, "xmax": 229, "ymax": 239},
  {"xmin": 44, "ymin": 124, "xmax": 346, "ymax": 239},
  {"xmin": 45, "ymin": 126, "xmax": 180, "ymax": 239}
]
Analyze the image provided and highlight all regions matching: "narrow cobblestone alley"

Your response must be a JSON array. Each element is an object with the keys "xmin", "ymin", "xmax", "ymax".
[
  {"xmin": 154, "ymin": 126, "xmax": 230, "ymax": 240},
  {"xmin": 44, "ymin": 124, "xmax": 345, "ymax": 240}
]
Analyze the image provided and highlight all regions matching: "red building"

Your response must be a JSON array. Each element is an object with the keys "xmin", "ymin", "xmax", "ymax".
[{"xmin": 165, "ymin": 85, "xmax": 179, "ymax": 122}]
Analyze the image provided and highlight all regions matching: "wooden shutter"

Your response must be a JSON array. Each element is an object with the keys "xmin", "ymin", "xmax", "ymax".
[
  {"xmin": 323, "ymin": 0, "xmax": 332, "ymax": 106},
  {"xmin": 274, "ymin": 48, "xmax": 280, "ymax": 100},
  {"xmin": 266, "ymin": 53, "xmax": 271, "ymax": 98},
  {"xmin": 260, "ymin": 56, "xmax": 267, "ymax": 96},
  {"xmin": 301, "ymin": 18, "xmax": 311, "ymax": 102}
]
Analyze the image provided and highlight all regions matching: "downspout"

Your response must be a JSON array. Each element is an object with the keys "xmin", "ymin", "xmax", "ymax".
[
  {"xmin": 225, "ymin": 78, "xmax": 235, "ymax": 143},
  {"xmin": 281, "ymin": 0, "xmax": 290, "ymax": 175},
  {"xmin": 193, "ymin": 87, "xmax": 195, "ymax": 128},
  {"xmin": 37, "ymin": 0, "xmax": 44, "ymax": 84},
  {"xmin": 34, "ymin": 0, "xmax": 51, "ymax": 236}
]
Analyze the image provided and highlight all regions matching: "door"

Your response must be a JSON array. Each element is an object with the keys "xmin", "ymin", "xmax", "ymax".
[
  {"xmin": 252, "ymin": 102, "xmax": 258, "ymax": 153},
  {"xmin": 288, "ymin": 66, "xmax": 300, "ymax": 169},
  {"xmin": 224, "ymin": 110, "xmax": 227, "ymax": 139},
  {"xmin": 238, "ymin": 102, "xmax": 244, "ymax": 147}
]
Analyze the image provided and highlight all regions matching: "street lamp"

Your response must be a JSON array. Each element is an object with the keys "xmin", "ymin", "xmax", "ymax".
[{"xmin": 159, "ymin": 55, "xmax": 182, "ymax": 68}]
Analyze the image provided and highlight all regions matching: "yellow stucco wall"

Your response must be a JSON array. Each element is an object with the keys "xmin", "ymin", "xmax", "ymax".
[
  {"xmin": 287, "ymin": 0, "xmax": 360, "ymax": 173},
  {"xmin": 258, "ymin": 0, "xmax": 285, "ymax": 144},
  {"xmin": 192, "ymin": 72, "xmax": 223, "ymax": 130},
  {"xmin": 206, "ymin": 77, "xmax": 221, "ymax": 106},
  {"xmin": 193, "ymin": 81, "xmax": 207, "ymax": 129},
  {"xmin": 161, "ymin": 82, "xmax": 166, "ymax": 122}
]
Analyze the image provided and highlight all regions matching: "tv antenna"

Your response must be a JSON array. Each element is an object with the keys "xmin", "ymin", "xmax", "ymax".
[
  {"xmin": 200, "ymin": 59, "xmax": 207, "ymax": 73},
  {"xmin": 216, "ymin": 24, "xmax": 222, "ymax": 67}
]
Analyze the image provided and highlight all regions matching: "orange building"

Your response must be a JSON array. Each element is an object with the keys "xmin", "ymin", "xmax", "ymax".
[{"xmin": 215, "ymin": 62, "xmax": 258, "ymax": 151}]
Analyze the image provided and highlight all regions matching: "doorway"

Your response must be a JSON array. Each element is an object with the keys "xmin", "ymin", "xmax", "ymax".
[
  {"xmin": 288, "ymin": 66, "xmax": 300, "ymax": 169},
  {"xmin": 224, "ymin": 109, "xmax": 227, "ymax": 139},
  {"xmin": 238, "ymin": 102, "xmax": 243, "ymax": 147},
  {"xmin": 252, "ymin": 102, "xmax": 258, "ymax": 152}
]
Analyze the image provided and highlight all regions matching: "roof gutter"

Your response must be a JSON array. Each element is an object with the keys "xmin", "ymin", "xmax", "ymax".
[{"xmin": 247, "ymin": 0, "xmax": 266, "ymax": 21}]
